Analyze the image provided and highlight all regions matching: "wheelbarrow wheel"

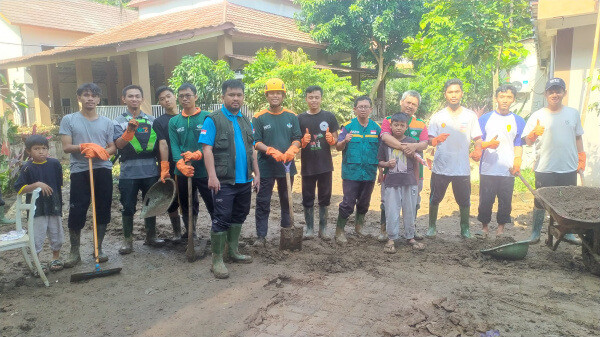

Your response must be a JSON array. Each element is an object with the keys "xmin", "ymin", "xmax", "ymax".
[{"xmin": 581, "ymin": 230, "xmax": 600, "ymax": 276}]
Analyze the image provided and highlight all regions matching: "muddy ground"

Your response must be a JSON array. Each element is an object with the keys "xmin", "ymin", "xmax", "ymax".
[{"xmin": 1, "ymin": 154, "xmax": 599, "ymax": 337}]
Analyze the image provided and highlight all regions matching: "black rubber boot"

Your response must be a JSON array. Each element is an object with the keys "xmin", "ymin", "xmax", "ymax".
[
  {"xmin": 144, "ymin": 217, "xmax": 165, "ymax": 247},
  {"xmin": 96, "ymin": 223, "xmax": 109, "ymax": 263},
  {"xmin": 227, "ymin": 224, "xmax": 252, "ymax": 263},
  {"xmin": 427, "ymin": 204, "xmax": 439, "ymax": 237},
  {"xmin": 63, "ymin": 229, "xmax": 81, "ymax": 268},
  {"xmin": 304, "ymin": 207, "xmax": 315, "ymax": 239},
  {"xmin": 211, "ymin": 231, "xmax": 229, "ymax": 279},
  {"xmin": 378, "ymin": 204, "xmax": 387, "ymax": 242},
  {"xmin": 119, "ymin": 215, "xmax": 134, "ymax": 255},
  {"xmin": 459, "ymin": 206, "xmax": 472, "ymax": 238},
  {"xmin": 170, "ymin": 215, "xmax": 182, "ymax": 244},
  {"xmin": 335, "ymin": 215, "xmax": 348, "ymax": 244},
  {"xmin": 318, "ymin": 206, "xmax": 331, "ymax": 240}
]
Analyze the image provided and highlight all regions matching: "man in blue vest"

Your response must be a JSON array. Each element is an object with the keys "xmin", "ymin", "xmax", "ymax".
[
  {"xmin": 199, "ymin": 79, "xmax": 260, "ymax": 279},
  {"xmin": 335, "ymin": 96, "xmax": 381, "ymax": 244},
  {"xmin": 114, "ymin": 85, "xmax": 164, "ymax": 254}
]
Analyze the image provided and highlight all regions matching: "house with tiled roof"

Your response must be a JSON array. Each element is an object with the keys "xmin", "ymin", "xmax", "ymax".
[
  {"xmin": 0, "ymin": 0, "xmax": 351, "ymax": 125},
  {"xmin": 0, "ymin": 0, "xmax": 138, "ymax": 125}
]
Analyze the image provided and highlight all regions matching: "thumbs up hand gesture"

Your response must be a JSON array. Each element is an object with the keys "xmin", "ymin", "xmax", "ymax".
[
  {"xmin": 482, "ymin": 135, "xmax": 500, "ymax": 150},
  {"xmin": 527, "ymin": 120, "xmax": 545, "ymax": 141},
  {"xmin": 325, "ymin": 127, "xmax": 336, "ymax": 145},
  {"xmin": 301, "ymin": 128, "xmax": 312, "ymax": 148}
]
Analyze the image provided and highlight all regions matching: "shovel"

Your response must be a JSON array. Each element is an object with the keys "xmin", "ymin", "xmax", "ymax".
[
  {"xmin": 279, "ymin": 161, "xmax": 303, "ymax": 251},
  {"xmin": 184, "ymin": 162, "xmax": 206, "ymax": 262},
  {"xmin": 70, "ymin": 158, "xmax": 122, "ymax": 282}
]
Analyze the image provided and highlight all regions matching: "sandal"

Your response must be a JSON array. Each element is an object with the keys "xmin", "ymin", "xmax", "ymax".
[
  {"xmin": 33, "ymin": 263, "xmax": 49, "ymax": 277},
  {"xmin": 49, "ymin": 259, "xmax": 64, "ymax": 272},
  {"xmin": 408, "ymin": 240, "xmax": 425, "ymax": 250},
  {"xmin": 384, "ymin": 241, "xmax": 396, "ymax": 254}
]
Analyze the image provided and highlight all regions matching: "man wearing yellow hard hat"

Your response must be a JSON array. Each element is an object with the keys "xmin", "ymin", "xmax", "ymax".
[{"xmin": 252, "ymin": 78, "xmax": 302, "ymax": 247}]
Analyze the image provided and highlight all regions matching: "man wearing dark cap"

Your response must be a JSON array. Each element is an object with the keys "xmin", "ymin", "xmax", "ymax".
[{"xmin": 523, "ymin": 77, "xmax": 585, "ymax": 244}]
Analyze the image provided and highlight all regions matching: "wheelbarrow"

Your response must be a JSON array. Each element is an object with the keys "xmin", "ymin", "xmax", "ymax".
[{"xmin": 517, "ymin": 173, "xmax": 600, "ymax": 276}]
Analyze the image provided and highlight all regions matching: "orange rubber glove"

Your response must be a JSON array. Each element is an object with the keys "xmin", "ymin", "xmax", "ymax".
[
  {"xmin": 182, "ymin": 150, "xmax": 203, "ymax": 162},
  {"xmin": 79, "ymin": 143, "xmax": 110, "ymax": 161},
  {"xmin": 510, "ymin": 156, "xmax": 522, "ymax": 175},
  {"xmin": 301, "ymin": 128, "xmax": 311, "ymax": 148},
  {"xmin": 482, "ymin": 135, "xmax": 500, "ymax": 150},
  {"xmin": 266, "ymin": 147, "xmax": 284, "ymax": 162},
  {"xmin": 527, "ymin": 120, "xmax": 545, "ymax": 142},
  {"xmin": 578, "ymin": 152, "xmax": 586, "ymax": 172},
  {"xmin": 325, "ymin": 127, "xmax": 336, "ymax": 146},
  {"xmin": 160, "ymin": 161, "xmax": 170, "ymax": 183},
  {"xmin": 469, "ymin": 145, "xmax": 483, "ymax": 162},
  {"xmin": 176, "ymin": 159, "xmax": 194, "ymax": 177},
  {"xmin": 283, "ymin": 144, "xmax": 300, "ymax": 163},
  {"xmin": 431, "ymin": 133, "xmax": 450, "ymax": 146},
  {"xmin": 121, "ymin": 119, "xmax": 139, "ymax": 142}
]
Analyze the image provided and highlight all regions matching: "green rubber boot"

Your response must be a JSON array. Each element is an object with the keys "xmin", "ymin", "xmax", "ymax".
[
  {"xmin": 427, "ymin": 204, "xmax": 439, "ymax": 237},
  {"xmin": 0, "ymin": 205, "xmax": 15, "ymax": 224},
  {"xmin": 318, "ymin": 206, "xmax": 331, "ymax": 240},
  {"xmin": 227, "ymin": 224, "xmax": 252, "ymax": 263},
  {"xmin": 529, "ymin": 208, "xmax": 545, "ymax": 244},
  {"xmin": 170, "ymin": 215, "xmax": 182, "ymax": 244},
  {"xmin": 335, "ymin": 215, "xmax": 348, "ymax": 244},
  {"xmin": 119, "ymin": 215, "xmax": 134, "ymax": 255},
  {"xmin": 96, "ymin": 223, "xmax": 109, "ymax": 263},
  {"xmin": 378, "ymin": 204, "xmax": 387, "ymax": 242},
  {"xmin": 211, "ymin": 231, "xmax": 229, "ymax": 279},
  {"xmin": 63, "ymin": 229, "xmax": 81, "ymax": 268},
  {"xmin": 144, "ymin": 217, "xmax": 165, "ymax": 247},
  {"xmin": 304, "ymin": 207, "xmax": 315, "ymax": 239},
  {"xmin": 355, "ymin": 213, "xmax": 366, "ymax": 237},
  {"xmin": 459, "ymin": 206, "xmax": 472, "ymax": 238}
]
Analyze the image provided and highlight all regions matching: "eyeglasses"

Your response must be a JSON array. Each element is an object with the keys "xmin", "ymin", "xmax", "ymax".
[
  {"xmin": 356, "ymin": 105, "xmax": 371, "ymax": 110},
  {"xmin": 178, "ymin": 94, "xmax": 194, "ymax": 99}
]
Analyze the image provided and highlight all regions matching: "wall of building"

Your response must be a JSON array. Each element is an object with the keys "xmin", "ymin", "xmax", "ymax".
[
  {"xmin": 19, "ymin": 26, "xmax": 88, "ymax": 55},
  {"xmin": 509, "ymin": 39, "xmax": 548, "ymax": 117}
]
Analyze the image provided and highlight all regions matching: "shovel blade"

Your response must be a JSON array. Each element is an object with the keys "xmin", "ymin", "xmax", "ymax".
[{"xmin": 280, "ymin": 226, "xmax": 303, "ymax": 251}]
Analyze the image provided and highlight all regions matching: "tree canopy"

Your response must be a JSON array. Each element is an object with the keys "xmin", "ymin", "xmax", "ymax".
[
  {"xmin": 243, "ymin": 49, "xmax": 362, "ymax": 122},
  {"xmin": 295, "ymin": 0, "xmax": 424, "ymax": 100},
  {"xmin": 406, "ymin": 0, "xmax": 532, "ymax": 113}
]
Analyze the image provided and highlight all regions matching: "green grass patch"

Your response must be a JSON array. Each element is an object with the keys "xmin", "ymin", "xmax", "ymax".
[{"xmin": 513, "ymin": 168, "xmax": 535, "ymax": 193}]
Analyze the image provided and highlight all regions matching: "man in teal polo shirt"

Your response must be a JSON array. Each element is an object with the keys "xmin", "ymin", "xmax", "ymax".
[
  {"xmin": 200, "ymin": 79, "xmax": 260, "ymax": 279},
  {"xmin": 168, "ymin": 83, "xmax": 214, "ymax": 239},
  {"xmin": 335, "ymin": 95, "xmax": 381, "ymax": 244}
]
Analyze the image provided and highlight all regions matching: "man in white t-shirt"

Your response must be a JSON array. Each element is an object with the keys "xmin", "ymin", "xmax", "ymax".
[
  {"xmin": 476, "ymin": 84, "xmax": 525, "ymax": 237},
  {"xmin": 523, "ymin": 77, "xmax": 585, "ymax": 244},
  {"xmin": 427, "ymin": 79, "xmax": 483, "ymax": 238}
]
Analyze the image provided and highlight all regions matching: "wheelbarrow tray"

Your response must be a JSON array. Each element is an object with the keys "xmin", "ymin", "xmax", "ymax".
[{"xmin": 535, "ymin": 186, "xmax": 600, "ymax": 276}]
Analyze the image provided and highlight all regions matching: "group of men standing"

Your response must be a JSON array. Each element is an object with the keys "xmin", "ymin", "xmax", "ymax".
[{"xmin": 55, "ymin": 74, "xmax": 586, "ymax": 279}]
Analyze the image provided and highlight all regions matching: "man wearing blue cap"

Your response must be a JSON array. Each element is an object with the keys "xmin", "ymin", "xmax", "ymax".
[{"xmin": 523, "ymin": 77, "xmax": 585, "ymax": 245}]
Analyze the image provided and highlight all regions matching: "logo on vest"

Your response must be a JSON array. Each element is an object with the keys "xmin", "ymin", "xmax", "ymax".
[
  {"xmin": 196, "ymin": 124, "xmax": 203, "ymax": 130},
  {"xmin": 370, "ymin": 130, "xmax": 377, "ymax": 135},
  {"xmin": 411, "ymin": 131, "xmax": 417, "ymax": 136},
  {"xmin": 507, "ymin": 124, "xmax": 512, "ymax": 132},
  {"xmin": 350, "ymin": 130, "xmax": 360, "ymax": 134},
  {"xmin": 286, "ymin": 123, "xmax": 292, "ymax": 128},
  {"xmin": 176, "ymin": 127, "xmax": 185, "ymax": 133},
  {"xmin": 319, "ymin": 121, "xmax": 329, "ymax": 131},
  {"xmin": 264, "ymin": 124, "xmax": 271, "ymax": 130}
]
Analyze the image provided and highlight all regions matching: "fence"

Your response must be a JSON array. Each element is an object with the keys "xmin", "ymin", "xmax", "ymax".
[{"xmin": 61, "ymin": 104, "xmax": 251, "ymax": 121}]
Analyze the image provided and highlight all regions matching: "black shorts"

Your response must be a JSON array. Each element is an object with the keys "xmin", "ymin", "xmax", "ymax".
[
  {"xmin": 534, "ymin": 171, "xmax": 577, "ymax": 209},
  {"xmin": 68, "ymin": 168, "xmax": 113, "ymax": 230}
]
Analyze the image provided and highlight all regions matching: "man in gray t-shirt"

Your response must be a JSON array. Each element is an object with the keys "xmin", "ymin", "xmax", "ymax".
[
  {"xmin": 59, "ymin": 82, "xmax": 116, "ymax": 268},
  {"xmin": 113, "ymin": 85, "xmax": 163, "ymax": 254},
  {"xmin": 523, "ymin": 77, "xmax": 585, "ymax": 245}
]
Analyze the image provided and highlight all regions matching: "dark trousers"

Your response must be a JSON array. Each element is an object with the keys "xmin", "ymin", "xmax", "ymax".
[
  {"xmin": 338, "ymin": 179, "xmax": 375, "ymax": 219},
  {"xmin": 534, "ymin": 171, "xmax": 577, "ymax": 208},
  {"xmin": 477, "ymin": 175, "xmax": 514, "ymax": 224},
  {"xmin": 429, "ymin": 173, "xmax": 471, "ymax": 207},
  {"xmin": 68, "ymin": 168, "xmax": 113, "ymax": 230},
  {"xmin": 211, "ymin": 182, "xmax": 252, "ymax": 233},
  {"xmin": 176, "ymin": 175, "xmax": 214, "ymax": 221},
  {"xmin": 255, "ymin": 176, "xmax": 294, "ymax": 238},
  {"xmin": 118, "ymin": 176, "xmax": 158, "ymax": 217},
  {"xmin": 301, "ymin": 171, "xmax": 333, "ymax": 208}
]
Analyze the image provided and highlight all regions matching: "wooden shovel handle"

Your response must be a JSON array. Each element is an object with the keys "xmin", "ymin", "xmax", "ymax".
[
  {"xmin": 89, "ymin": 158, "xmax": 99, "ymax": 264},
  {"xmin": 516, "ymin": 172, "xmax": 537, "ymax": 197}
]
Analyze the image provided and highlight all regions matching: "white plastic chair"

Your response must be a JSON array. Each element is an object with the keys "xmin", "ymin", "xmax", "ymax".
[{"xmin": 0, "ymin": 188, "xmax": 49, "ymax": 287}]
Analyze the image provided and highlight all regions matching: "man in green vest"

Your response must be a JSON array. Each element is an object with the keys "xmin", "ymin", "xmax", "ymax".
[
  {"xmin": 168, "ymin": 83, "xmax": 214, "ymax": 240},
  {"xmin": 200, "ymin": 79, "xmax": 260, "ymax": 279},
  {"xmin": 335, "ymin": 95, "xmax": 381, "ymax": 244},
  {"xmin": 113, "ymin": 85, "xmax": 164, "ymax": 254}
]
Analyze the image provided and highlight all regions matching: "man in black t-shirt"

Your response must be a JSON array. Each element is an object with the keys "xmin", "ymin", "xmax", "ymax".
[
  {"xmin": 298, "ymin": 86, "xmax": 340, "ymax": 240},
  {"xmin": 153, "ymin": 86, "xmax": 182, "ymax": 242}
]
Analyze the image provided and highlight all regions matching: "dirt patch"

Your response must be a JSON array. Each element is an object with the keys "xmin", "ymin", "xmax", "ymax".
[{"xmin": 537, "ymin": 186, "xmax": 600, "ymax": 221}]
